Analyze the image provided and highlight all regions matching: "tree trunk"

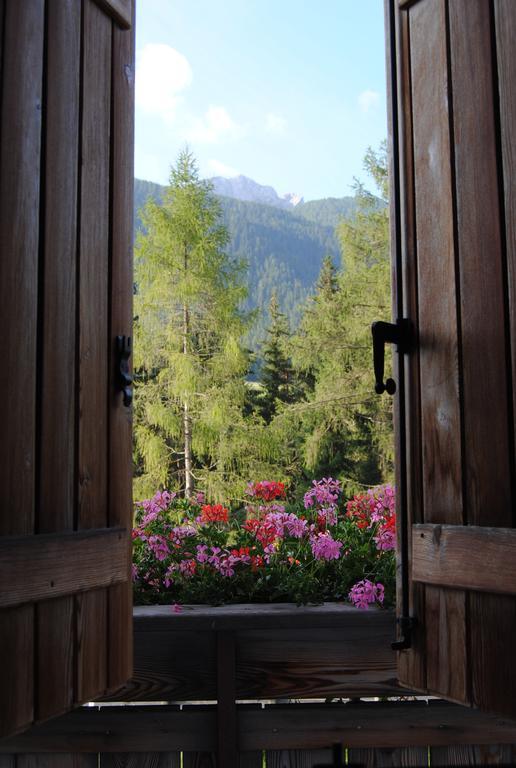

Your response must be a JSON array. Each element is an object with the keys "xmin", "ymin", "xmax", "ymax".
[{"xmin": 182, "ymin": 243, "xmax": 193, "ymax": 499}]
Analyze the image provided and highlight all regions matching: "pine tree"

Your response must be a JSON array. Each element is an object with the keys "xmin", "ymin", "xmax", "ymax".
[
  {"xmin": 286, "ymin": 143, "xmax": 394, "ymax": 494},
  {"xmin": 134, "ymin": 150, "xmax": 262, "ymax": 499},
  {"xmin": 259, "ymin": 294, "xmax": 298, "ymax": 423}
]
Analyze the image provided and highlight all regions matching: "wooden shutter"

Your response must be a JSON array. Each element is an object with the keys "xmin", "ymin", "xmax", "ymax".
[
  {"xmin": 386, "ymin": 0, "xmax": 516, "ymax": 719},
  {"xmin": 0, "ymin": 0, "xmax": 135, "ymax": 737}
]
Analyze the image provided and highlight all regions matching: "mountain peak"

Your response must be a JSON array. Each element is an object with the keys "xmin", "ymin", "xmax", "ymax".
[
  {"xmin": 209, "ymin": 174, "xmax": 302, "ymax": 210},
  {"xmin": 282, "ymin": 192, "xmax": 304, "ymax": 207}
]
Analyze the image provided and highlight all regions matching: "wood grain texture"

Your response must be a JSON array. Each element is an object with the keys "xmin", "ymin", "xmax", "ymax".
[
  {"xmin": 16, "ymin": 757, "xmax": 97, "ymax": 768},
  {"xmin": 266, "ymin": 751, "xmax": 333, "ymax": 768},
  {"xmin": 77, "ymin": 0, "xmax": 112, "ymax": 704},
  {"xmin": 412, "ymin": 524, "xmax": 516, "ymax": 594},
  {"xmin": 183, "ymin": 755, "xmax": 262, "ymax": 768},
  {"xmin": 448, "ymin": 0, "xmax": 516, "ymax": 719},
  {"xmin": 102, "ymin": 607, "xmax": 400, "ymax": 703},
  {"xmin": 39, "ymin": 0, "xmax": 79, "ymax": 536},
  {"xmin": 0, "ymin": 0, "xmax": 44, "ymax": 738},
  {"xmin": 36, "ymin": 0, "xmax": 81, "ymax": 725},
  {"xmin": 387, "ymin": 0, "xmax": 426, "ymax": 693},
  {"xmin": 3, "ymin": 701, "xmax": 516, "ymax": 754},
  {"xmin": 217, "ymin": 631, "xmax": 238, "ymax": 768},
  {"xmin": 132, "ymin": 602, "xmax": 396, "ymax": 632},
  {"xmin": 495, "ymin": 0, "xmax": 516, "ymax": 521},
  {"xmin": 236, "ymin": 624, "xmax": 399, "ymax": 699},
  {"xmin": 0, "ymin": 606, "xmax": 34, "ymax": 740},
  {"xmin": 182, "ymin": 755, "xmax": 215, "ymax": 768},
  {"xmin": 0, "ymin": 0, "xmax": 43, "ymax": 533},
  {"xmin": 409, "ymin": 0, "xmax": 467, "ymax": 704},
  {"xmin": 347, "ymin": 746, "xmax": 428, "ymax": 767},
  {"xmin": 93, "ymin": 0, "xmax": 132, "ymax": 28},
  {"xmin": 430, "ymin": 743, "xmax": 516, "ymax": 766},
  {"xmin": 101, "ymin": 755, "xmax": 180, "ymax": 767},
  {"xmin": 108, "ymin": 0, "xmax": 135, "ymax": 692},
  {"xmin": 0, "ymin": 528, "xmax": 127, "ymax": 608},
  {"xmin": 36, "ymin": 599, "xmax": 74, "ymax": 722}
]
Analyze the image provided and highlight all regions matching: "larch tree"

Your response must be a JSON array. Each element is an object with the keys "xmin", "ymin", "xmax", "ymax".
[{"xmin": 134, "ymin": 150, "xmax": 273, "ymax": 500}]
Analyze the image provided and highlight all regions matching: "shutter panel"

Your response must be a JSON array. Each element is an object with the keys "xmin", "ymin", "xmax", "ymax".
[
  {"xmin": 387, "ymin": 0, "xmax": 516, "ymax": 718},
  {"xmin": 0, "ymin": 0, "xmax": 134, "ymax": 738}
]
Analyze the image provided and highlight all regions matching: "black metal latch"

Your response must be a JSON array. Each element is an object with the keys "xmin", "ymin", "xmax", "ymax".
[
  {"xmin": 116, "ymin": 335, "xmax": 133, "ymax": 407},
  {"xmin": 371, "ymin": 319, "xmax": 412, "ymax": 395}
]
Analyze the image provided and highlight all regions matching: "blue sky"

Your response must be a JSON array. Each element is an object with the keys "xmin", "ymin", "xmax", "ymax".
[{"xmin": 135, "ymin": 1, "xmax": 387, "ymax": 201}]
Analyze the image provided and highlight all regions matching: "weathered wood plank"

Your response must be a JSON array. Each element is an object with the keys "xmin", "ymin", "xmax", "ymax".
[
  {"xmin": 236, "ymin": 624, "xmax": 399, "ymax": 699},
  {"xmin": 132, "ymin": 602, "xmax": 394, "ymax": 631},
  {"xmin": 431, "ymin": 743, "xmax": 516, "ymax": 766},
  {"xmin": 103, "ymin": 607, "xmax": 400, "ymax": 703},
  {"xmin": 217, "ymin": 632, "xmax": 237, "ymax": 768},
  {"xmin": 495, "ymin": 0, "xmax": 516, "ymax": 524},
  {"xmin": 101, "ymin": 755, "xmax": 180, "ymax": 767},
  {"xmin": 182, "ymin": 756, "xmax": 215, "ymax": 768},
  {"xmin": 108, "ymin": 0, "xmax": 135, "ymax": 692},
  {"xmin": 0, "ymin": 0, "xmax": 44, "ymax": 738},
  {"xmin": 36, "ymin": 0, "xmax": 81, "ymax": 724},
  {"xmin": 3, "ymin": 702, "xmax": 516, "ymax": 754},
  {"xmin": 347, "ymin": 746, "xmax": 428, "ymax": 767},
  {"xmin": 77, "ymin": 0, "xmax": 112, "ymax": 703},
  {"xmin": 16, "ymin": 757, "xmax": 97, "ymax": 768},
  {"xmin": 94, "ymin": 0, "xmax": 131, "ymax": 28},
  {"xmin": 409, "ymin": 0, "xmax": 467, "ymax": 704},
  {"xmin": 36, "ymin": 599, "xmax": 74, "ymax": 722},
  {"xmin": 412, "ymin": 524, "xmax": 516, "ymax": 594},
  {"xmin": 387, "ymin": 0, "xmax": 426, "ymax": 692},
  {"xmin": 266, "ymin": 750, "xmax": 333, "ymax": 767},
  {"xmin": 0, "ymin": 528, "xmax": 127, "ymax": 608},
  {"xmin": 449, "ymin": 0, "xmax": 516, "ymax": 720}
]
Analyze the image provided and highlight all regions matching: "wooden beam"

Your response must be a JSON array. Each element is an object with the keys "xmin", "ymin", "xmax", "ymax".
[
  {"xmin": 2, "ymin": 701, "xmax": 516, "ymax": 753},
  {"xmin": 0, "ymin": 528, "xmax": 127, "ymax": 608},
  {"xmin": 412, "ymin": 524, "xmax": 516, "ymax": 595}
]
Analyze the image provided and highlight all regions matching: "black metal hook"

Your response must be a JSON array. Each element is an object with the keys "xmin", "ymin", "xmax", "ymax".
[
  {"xmin": 371, "ymin": 319, "xmax": 412, "ymax": 396},
  {"xmin": 116, "ymin": 335, "xmax": 133, "ymax": 407}
]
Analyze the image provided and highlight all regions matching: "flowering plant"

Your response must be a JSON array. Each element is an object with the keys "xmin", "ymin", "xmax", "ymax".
[{"xmin": 132, "ymin": 480, "xmax": 396, "ymax": 609}]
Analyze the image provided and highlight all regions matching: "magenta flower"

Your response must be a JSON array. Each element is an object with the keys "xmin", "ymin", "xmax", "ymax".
[
  {"xmin": 285, "ymin": 514, "xmax": 308, "ymax": 538},
  {"xmin": 349, "ymin": 580, "xmax": 385, "ymax": 609},
  {"xmin": 304, "ymin": 477, "xmax": 341, "ymax": 510},
  {"xmin": 374, "ymin": 529, "xmax": 396, "ymax": 551},
  {"xmin": 310, "ymin": 532, "xmax": 342, "ymax": 561},
  {"xmin": 196, "ymin": 544, "xmax": 209, "ymax": 563}
]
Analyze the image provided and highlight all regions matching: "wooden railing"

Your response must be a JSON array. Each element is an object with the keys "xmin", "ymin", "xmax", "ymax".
[{"xmin": 1, "ymin": 605, "xmax": 516, "ymax": 766}]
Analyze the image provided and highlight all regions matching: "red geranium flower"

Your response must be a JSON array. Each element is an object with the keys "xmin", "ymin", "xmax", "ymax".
[{"xmin": 201, "ymin": 504, "xmax": 229, "ymax": 523}]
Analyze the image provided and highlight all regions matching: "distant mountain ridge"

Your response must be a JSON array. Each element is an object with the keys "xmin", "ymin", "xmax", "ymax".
[
  {"xmin": 133, "ymin": 176, "xmax": 360, "ymax": 349},
  {"xmin": 210, "ymin": 174, "xmax": 303, "ymax": 209}
]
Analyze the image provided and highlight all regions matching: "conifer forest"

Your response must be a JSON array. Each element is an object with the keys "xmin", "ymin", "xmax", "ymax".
[{"xmin": 133, "ymin": 145, "xmax": 393, "ymax": 502}]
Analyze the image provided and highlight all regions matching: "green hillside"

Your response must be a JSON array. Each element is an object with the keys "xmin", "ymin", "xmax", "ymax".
[{"xmin": 133, "ymin": 178, "xmax": 358, "ymax": 349}]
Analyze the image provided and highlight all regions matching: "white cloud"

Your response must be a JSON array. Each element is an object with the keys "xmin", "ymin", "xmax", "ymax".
[
  {"xmin": 265, "ymin": 112, "xmax": 287, "ymax": 136},
  {"xmin": 358, "ymin": 89, "xmax": 380, "ymax": 113},
  {"xmin": 136, "ymin": 44, "xmax": 192, "ymax": 124},
  {"xmin": 207, "ymin": 159, "xmax": 240, "ymax": 178},
  {"xmin": 188, "ymin": 106, "xmax": 244, "ymax": 144}
]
